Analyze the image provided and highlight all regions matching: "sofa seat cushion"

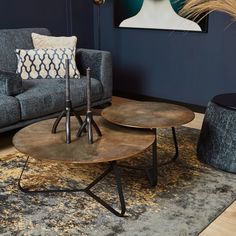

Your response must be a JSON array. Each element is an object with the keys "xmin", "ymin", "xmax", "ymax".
[
  {"xmin": 16, "ymin": 77, "xmax": 103, "ymax": 121},
  {"xmin": 0, "ymin": 94, "xmax": 21, "ymax": 127}
]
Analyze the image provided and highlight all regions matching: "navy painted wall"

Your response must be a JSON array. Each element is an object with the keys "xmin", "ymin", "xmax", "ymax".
[
  {"xmin": 97, "ymin": 0, "xmax": 236, "ymax": 106},
  {"xmin": 1, "ymin": 0, "xmax": 236, "ymax": 106},
  {"xmin": 0, "ymin": 0, "xmax": 94, "ymax": 48}
]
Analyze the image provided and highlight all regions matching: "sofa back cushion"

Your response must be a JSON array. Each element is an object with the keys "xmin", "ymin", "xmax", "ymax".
[
  {"xmin": 0, "ymin": 28, "xmax": 51, "ymax": 72},
  {"xmin": 32, "ymin": 33, "xmax": 77, "ymax": 49}
]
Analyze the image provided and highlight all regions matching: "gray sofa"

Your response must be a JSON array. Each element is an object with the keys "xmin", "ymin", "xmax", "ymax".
[{"xmin": 0, "ymin": 28, "xmax": 112, "ymax": 133}]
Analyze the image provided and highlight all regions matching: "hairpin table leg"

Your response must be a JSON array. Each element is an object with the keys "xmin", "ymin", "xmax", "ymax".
[{"xmin": 18, "ymin": 157, "xmax": 126, "ymax": 217}]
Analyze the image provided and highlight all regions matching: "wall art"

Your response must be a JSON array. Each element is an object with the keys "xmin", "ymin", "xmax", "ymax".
[{"xmin": 114, "ymin": 0, "xmax": 208, "ymax": 32}]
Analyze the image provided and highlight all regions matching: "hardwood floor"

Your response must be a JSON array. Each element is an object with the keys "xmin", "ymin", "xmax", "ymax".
[
  {"xmin": 200, "ymin": 201, "xmax": 236, "ymax": 236},
  {"xmin": 0, "ymin": 96, "xmax": 235, "ymax": 236}
]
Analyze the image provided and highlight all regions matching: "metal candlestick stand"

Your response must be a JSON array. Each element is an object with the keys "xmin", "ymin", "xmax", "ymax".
[
  {"xmin": 77, "ymin": 68, "xmax": 102, "ymax": 144},
  {"xmin": 52, "ymin": 59, "xmax": 83, "ymax": 144}
]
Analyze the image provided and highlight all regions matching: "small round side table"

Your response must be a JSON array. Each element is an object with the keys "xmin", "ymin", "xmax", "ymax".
[
  {"xmin": 102, "ymin": 101, "xmax": 195, "ymax": 185},
  {"xmin": 197, "ymin": 93, "xmax": 236, "ymax": 173}
]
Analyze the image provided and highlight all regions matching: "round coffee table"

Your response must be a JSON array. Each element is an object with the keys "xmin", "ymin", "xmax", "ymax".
[
  {"xmin": 102, "ymin": 101, "xmax": 195, "ymax": 168},
  {"xmin": 13, "ymin": 116, "xmax": 154, "ymax": 217}
]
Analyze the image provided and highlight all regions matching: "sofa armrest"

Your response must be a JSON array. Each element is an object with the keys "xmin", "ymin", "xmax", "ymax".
[
  {"xmin": 0, "ymin": 70, "xmax": 23, "ymax": 96},
  {"xmin": 76, "ymin": 48, "xmax": 113, "ymax": 100}
]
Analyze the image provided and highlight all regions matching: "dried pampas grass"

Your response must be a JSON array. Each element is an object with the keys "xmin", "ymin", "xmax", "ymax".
[{"xmin": 179, "ymin": 0, "xmax": 236, "ymax": 21}]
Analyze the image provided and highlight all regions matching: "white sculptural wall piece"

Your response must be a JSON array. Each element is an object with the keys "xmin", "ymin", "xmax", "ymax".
[{"xmin": 117, "ymin": 0, "xmax": 204, "ymax": 32}]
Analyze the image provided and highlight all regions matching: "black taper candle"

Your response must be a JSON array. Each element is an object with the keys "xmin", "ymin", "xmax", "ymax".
[{"xmin": 86, "ymin": 67, "xmax": 91, "ymax": 112}]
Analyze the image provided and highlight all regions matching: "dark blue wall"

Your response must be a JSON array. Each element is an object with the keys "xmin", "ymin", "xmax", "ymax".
[
  {"xmin": 0, "ymin": 0, "xmax": 94, "ymax": 48},
  {"xmin": 97, "ymin": 0, "xmax": 236, "ymax": 106},
  {"xmin": 1, "ymin": 0, "xmax": 236, "ymax": 106}
]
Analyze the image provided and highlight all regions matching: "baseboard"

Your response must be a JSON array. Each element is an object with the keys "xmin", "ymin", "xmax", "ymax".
[{"xmin": 113, "ymin": 90, "xmax": 206, "ymax": 114}]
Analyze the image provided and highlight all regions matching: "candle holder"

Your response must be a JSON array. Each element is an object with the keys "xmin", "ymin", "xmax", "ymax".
[
  {"xmin": 52, "ymin": 59, "xmax": 83, "ymax": 144},
  {"xmin": 77, "ymin": 67, "xmax": 102, "ymax": 144}
]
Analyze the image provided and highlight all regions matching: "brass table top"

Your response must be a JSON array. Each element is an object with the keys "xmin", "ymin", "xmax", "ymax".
[
  {"xmin": 102, "ymin": 101, "xmax": 195, "ymax": 129},
  {"xmin": 13, "ymin": 116, "xmax": 154, "ymax": 164}
]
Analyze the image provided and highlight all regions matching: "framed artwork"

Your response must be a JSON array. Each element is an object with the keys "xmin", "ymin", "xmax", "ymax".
[{"xmin": 114, "ymin": 0, "xmax": 208, "ymax": 32}]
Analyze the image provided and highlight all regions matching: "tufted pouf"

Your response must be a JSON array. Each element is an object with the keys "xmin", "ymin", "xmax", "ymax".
[{"xmin": 197, "ymin": 93, "xmax": 236, "ymax": 173}]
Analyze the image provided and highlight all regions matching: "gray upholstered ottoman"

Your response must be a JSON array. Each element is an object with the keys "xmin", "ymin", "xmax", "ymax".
[{"xmin": 197, "ymin": 93, "xmax": 236, "ymax": 173}]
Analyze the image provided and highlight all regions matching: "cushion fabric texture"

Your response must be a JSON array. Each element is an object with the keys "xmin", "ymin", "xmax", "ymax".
[
  {"xmin": 76, "ymin": 49, "xmax": 112, "ymax": 100},
  {"xmin": 16, "ymin": 48, "xmax": 80, "ymax": 80},
  {"xmin": 0, "ymin": 70, "xmax": 23, "ymax": 95},
  {"xmin": 16, "ymin": 77, "xmax": 103, "ymax": 120},
  {"xmin": 0, "ymin": 94, "xmax": 21, "ymax": 127},
  {"xmin": 32, "ymin": 33, "xmax": 77, "ymax": 49},
  {"xmin": 0, "ymin": 28, "xmax": 50, "ymax": 72}
]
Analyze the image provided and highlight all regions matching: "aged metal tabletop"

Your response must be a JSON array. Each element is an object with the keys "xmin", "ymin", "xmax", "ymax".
[
  {"xmin": 102, "ymin": 101, "xmax": 195, "ymax": 129},
  {"xmin": 13, "ymin": 116, "xmax": 154, "ymax": 164}
]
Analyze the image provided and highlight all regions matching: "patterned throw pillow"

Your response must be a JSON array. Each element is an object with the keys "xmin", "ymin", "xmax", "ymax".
[
  {"xmin": 32, "ymin": 33, "xmax": 77, "ymax": 49},
  {"xmin": 15, "ymin": 48, "xmax": 80, "ymax": 80}
]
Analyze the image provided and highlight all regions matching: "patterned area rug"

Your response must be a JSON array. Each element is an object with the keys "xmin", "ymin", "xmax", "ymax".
[{"xmin": 0, "ymin": 127, "xmax": 236, "ymax": 236}]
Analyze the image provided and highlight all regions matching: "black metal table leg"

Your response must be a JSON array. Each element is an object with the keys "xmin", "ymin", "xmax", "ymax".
[
  {"xmin": 18, "ymin": 156, "xmax": 86, "ymax": 194},
  {"xmin": 172, "ymin": 127, "xmax": 179, "ymax": 160},
  {"xmin": 117, "ymin": 126, "xmax": 179, "ymax": 186},
  {"xmin": 113, "ymin": 162, "xmax": 126, "ymax": 215},
  {"xmin": 159, "ymin": 127, "xmax": 179, "ymax": 166},
  {"xmin": 143, "ymin": 129, "xmax": 158, "ymax": 187},
  {"xmin": 18, "ymin": 156, "xmax": 30, "ymax": 193},
  {"xmin": 117, "ymin": 129, "xmax": 158, "ymax": 188},
  {"xmin": 151, "ymin": 129, "xmax": 158, "ymax": 186},
  {"xmin": 18, "ymin": 157, "xmax": 126, "ymax": 217},
  {"xmin": 85, "ymin": 162, "xmax": 126, "ymax": 217}
]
